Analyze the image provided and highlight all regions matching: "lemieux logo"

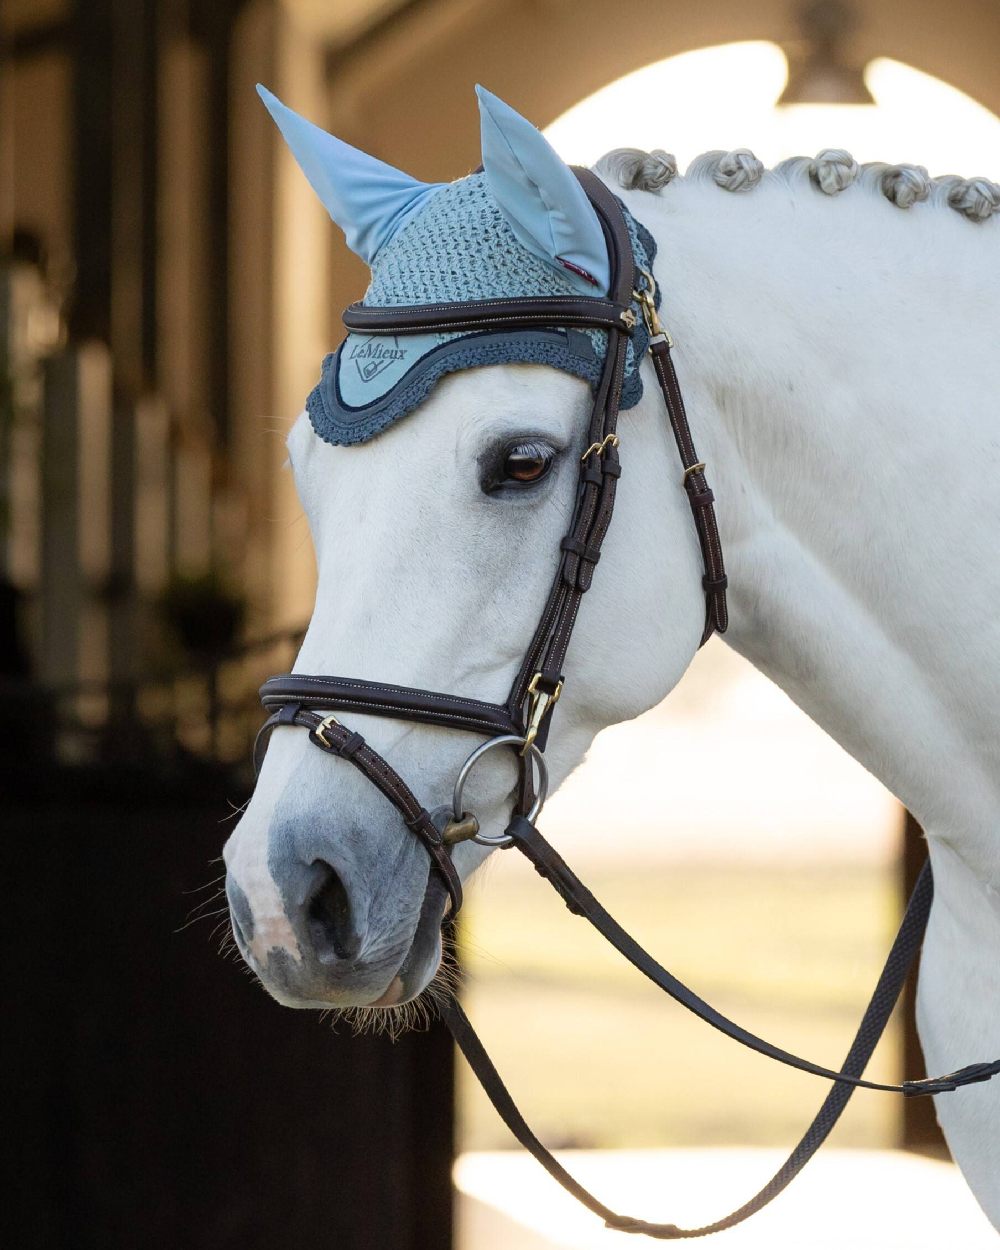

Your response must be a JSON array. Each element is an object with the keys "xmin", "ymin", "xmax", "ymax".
[{"xmin": 348, "ymin": 335, "xmax": 408, "ymax": 384}]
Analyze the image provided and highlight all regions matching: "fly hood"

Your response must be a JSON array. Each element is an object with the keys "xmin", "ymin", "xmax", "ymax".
[{"xmin": 258, "ymin": 85, "xmax": 659, "ymax": 445}]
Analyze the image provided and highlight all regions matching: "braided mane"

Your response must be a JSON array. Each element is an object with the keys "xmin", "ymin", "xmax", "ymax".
[{"xmin": 596, "ymin": 147, "xmax": 1000, "ymax": 223}]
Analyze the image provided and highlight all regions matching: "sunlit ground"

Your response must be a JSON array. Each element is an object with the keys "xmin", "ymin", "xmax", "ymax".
[{"xmin": 456, "ymin": 40, "xmax": 999, "ymax": 1248}]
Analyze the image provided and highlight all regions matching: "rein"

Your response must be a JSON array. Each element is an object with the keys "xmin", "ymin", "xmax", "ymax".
[{"xmin": 253, "ymin": 171, "xmax": 1000, "ymax": 1238}]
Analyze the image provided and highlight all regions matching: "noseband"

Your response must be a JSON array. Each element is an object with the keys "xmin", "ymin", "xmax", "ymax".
[{"xmin": 253, "ymin": 171, "xmax": 999, "ymax": 1238}]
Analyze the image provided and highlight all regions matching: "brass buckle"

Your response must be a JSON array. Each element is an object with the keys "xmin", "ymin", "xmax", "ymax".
[
  {"xmin": 634, "ymin": 269, "xmax": 673, "ymax": 347},
  {"xmin": 313, "ymin": 713, "xmax": 341, "ymax": 749},
  {"xmin": 522, "ymin": 672, "xmax": 563, "ymax": 755},
  {"xmin": 580, "ymin": 432, "xmax": 620, "ymax": 464}
]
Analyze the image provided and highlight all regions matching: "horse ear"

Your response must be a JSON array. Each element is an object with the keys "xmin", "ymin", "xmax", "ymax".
[
  {"xmin": 476, "ymin": 86, "xmax": 610, "ymax": 294},
  {"xmin": 257, "ymin": 85, "xmax": 445, "ymax": 264}
]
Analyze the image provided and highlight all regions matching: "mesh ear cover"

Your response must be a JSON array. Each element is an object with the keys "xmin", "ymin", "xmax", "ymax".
[{"xmin": 306, "ymin": 175, "xmax": 659, "ymax": 446}]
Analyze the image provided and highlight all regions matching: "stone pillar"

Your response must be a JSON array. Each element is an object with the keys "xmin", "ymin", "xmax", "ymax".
[
  {"xmin": 40, "ymin": 343, "xmax": 113, "ymax": 719},
  {"xmin": 229, "ymin": 0, "xmax": 328, "ymax": 634},
  {"xmin": 134, "ymin": 393, "xmax": 171, "ymax": 595}
]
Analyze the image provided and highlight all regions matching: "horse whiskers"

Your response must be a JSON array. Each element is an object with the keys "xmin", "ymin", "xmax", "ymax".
[
  {"xmin": 450, "ymin": 932, "xmax": 510, "ymax": 972},
  {"xmin": 176, "ymin": 907, "xmax": 228, "ymax": 934},
  {"xmin": 332, "ymin": 998, "xmax": 432, "ymax": 1041},
  {"xmin": 182, "ymin": 872, "xmax": 227, "ymax": 895},
  {"xmin": 321, "ymin": 949, "xmax": 464, "ymax": 1042},
  {"xmin": 215, "ymin": 925, "xmax": 243, "ymax": 965},
  {"xmin": 176, "ymin": 865, "xmax": 232, "ymax": 932},
  {"xmin": 175, "ymin": 887, "xmax": 229, "ymax": 933}
]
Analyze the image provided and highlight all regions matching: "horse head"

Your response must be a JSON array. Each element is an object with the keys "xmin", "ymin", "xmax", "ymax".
[{"xmin": 223, "ymin": 87, "xmax": 706, "ymax": 1014}]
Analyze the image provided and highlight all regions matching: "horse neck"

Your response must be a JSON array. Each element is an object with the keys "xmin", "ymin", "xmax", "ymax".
[{"xmin": 632, "ymin": 178, "xmax": 1000, "ymax": 871}]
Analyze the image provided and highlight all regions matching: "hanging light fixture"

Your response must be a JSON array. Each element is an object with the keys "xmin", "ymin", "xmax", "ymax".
[{"xmin": 778, "ymin": 0, "xmax": 875, "ymax": 106}]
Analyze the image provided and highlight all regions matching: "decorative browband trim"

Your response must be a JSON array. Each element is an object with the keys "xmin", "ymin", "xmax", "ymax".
[
  {"xmin": 259, "ymin": 675, "xmax": 521, "ymax": 738},
  {"xmin": 342, "ymin": 295, "xmax": 637, "ymax": 336}
]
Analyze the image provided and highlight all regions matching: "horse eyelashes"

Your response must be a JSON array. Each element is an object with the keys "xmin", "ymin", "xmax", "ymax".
[{"xmin": 479, "ymin": 438, "xmax": 558, "ymax": 494}]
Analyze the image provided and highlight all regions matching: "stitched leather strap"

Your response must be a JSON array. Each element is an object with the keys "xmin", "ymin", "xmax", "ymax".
[
  {"xmin": 648, "ymin": 338, "xmax": 729, "ymax": 644},
  {"xmin": 260, "ymin": 675, "xmax": 520, "ymax": 738},
  {"xmin": 504, "ymin": 169, "xmax": 637, "ymax": 721},
  {"xmin": 343, "ymin": 294, "xmax": 637, "ymax": 336}
]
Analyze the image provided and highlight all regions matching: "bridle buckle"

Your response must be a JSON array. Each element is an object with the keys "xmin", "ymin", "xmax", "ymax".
[
  {"xmin": 313, "ymin": 713, "xmax": 342, "ymax": 749},
  {"xmin": 522, "ymin": 672, "xmax": 563, "ymax": 755},
  {"xmin": 635, "ymin": 269, "xmax": 673, "ymax": 347},
  {"xmin": 580, "ymin": 433, "xmax": 620, "ymax": 464}
]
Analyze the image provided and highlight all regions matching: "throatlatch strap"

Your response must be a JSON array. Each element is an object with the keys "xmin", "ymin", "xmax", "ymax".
[
  {"xmin": 440, "ymin": 861, "xmax": 993, "ymax": 1238},
  {"xmin": 647, "ymin": 337, "xmax": 728, "ymax": 645}
]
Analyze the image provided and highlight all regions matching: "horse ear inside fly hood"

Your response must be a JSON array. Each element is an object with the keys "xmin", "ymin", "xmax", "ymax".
[{"xmin": 258, "ymin": 84, "xmax": 659, "ymax": 445}]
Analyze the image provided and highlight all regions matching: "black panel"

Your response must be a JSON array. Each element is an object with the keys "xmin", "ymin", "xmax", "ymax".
[{"xmin": 2, "ymin": 782, "xmax": 454, "ymax": 1250}]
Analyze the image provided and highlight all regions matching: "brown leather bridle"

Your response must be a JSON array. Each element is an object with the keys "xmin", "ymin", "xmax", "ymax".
[
  {"xmin": 255, "ymin": 171, "xmax": 727, "ymax": 919},
  {"xmin": 253, "ymin": 171, "xmax": 999, "ymax": 1239}
]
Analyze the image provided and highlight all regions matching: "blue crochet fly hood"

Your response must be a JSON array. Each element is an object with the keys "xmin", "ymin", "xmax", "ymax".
[{"xmin": 259, "ymin": 85, "xmax": 659, "ymax": 446}]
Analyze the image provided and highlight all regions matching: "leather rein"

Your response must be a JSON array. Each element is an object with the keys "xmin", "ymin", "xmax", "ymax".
[{"xmin": 254, "ymin": 170, "xmax": 1000, "ymax": 1238}]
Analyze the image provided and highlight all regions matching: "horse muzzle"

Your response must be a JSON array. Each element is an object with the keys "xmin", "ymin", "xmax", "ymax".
[{"xmin": 224, "ymin": 824, "xmax": 447, "ymax": 1009}]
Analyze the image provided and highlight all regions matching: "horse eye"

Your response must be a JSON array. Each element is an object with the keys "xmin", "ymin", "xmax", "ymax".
[{"xmin": 502, "ymin": 440, "xmax": 555, "ymax": 484}]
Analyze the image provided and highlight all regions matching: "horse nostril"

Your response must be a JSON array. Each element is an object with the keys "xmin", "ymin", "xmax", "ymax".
[{"xmin": 306, "ymin": 860, "xmax": 362, "ymax": 963}]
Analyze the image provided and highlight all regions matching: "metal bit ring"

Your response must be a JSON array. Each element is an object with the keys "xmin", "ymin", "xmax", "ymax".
[{"xmin": 452, "ymin": 734, "xmax": 548, "ymax": 846}]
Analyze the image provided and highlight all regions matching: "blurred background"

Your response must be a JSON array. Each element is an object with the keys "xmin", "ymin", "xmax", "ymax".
[{"xmin": 3, "ymin": 1, "xmax": 999, "ymax": 1247}]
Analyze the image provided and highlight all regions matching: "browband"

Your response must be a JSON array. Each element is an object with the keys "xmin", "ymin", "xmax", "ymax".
[{"xmin": 342, "ymin": 293, "xmax": 639, "ymax": 335}]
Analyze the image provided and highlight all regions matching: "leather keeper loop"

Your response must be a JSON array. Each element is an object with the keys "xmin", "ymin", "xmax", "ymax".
[
  {"xmin": 582, "ymin": 463, "xmax": 604, "ymax": 487},
  {"xmin": 406, "ymin": 807, "xmax": 442, "ymax": 844},
  {"xmin": 277, "ymin": 702, "xmax": 301, "ymax": 725},
  {"xmin": 339, "ymin": 730, "xmax": 366, "ymax": 759},
  {"xmin": 703, "ymin": 573, "xmax": 729, "ymax": 592},
  {"xmin": 688, "ymin": 487, "xmax": 715, "ymax": 508},
  {"xmin": 560, "ymin": 537, "xmax": 602, "ymax": 565},
  {"xmin": 536, "ymin": 671, "xmax": 563, "ymax": 697}
]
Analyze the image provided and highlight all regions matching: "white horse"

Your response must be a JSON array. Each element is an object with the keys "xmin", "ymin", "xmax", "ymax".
[{"xmin": 224, "ymin": 87, "xmax": 1000, "ymax": 1228}]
